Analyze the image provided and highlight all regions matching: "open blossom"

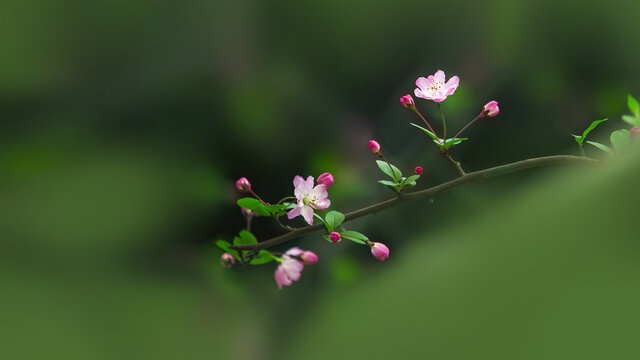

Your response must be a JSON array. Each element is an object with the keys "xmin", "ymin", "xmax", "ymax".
[
  {"xmin": 400, "ymin": 94, "xmax": 414, "ymax": 108},
  {"xmin": 287, "ymin": 175, "xmax": 331, "ymax": 225},
  {"xmin": 481, "ymin": 100, "xmax": 500, "ymax": 117},
  {"xmin": 370, "ymin": 242, "xmax": 390, "ymax": 261},
  {"xmin": 274, "ymin": 247, "xmax": 316, "ymax": 289},
  {"xmin": 317, "ymin": 172, "xmax": 334, "ymax": 189},
  {"xmin": 414, "ymin": 70, "xmax": 459, "ymax": 103}
]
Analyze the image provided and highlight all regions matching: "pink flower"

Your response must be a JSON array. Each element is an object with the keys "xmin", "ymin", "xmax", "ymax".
[
  {"xmin": 317, "ymin": 172, "xmax": 334, "ymax": 189},
  {"xmin": 329, "ymin": 231, "xmax": 341, "ymax": 243},
  {"xmin": 287, "ymin": 175, "xmax": 331, "ymax": 225},
  {"xmin": 274, "ymin": 247, "xmax": 311, "ymax": 289},
  {"xmin": 235, "ymin": 177, "xmax": 251, "ymax": 192},
  {"xmin": 369, "ymin": 140, "xmax": 381, "ymax": 154},
  {"xmin": 414, "ymin": 166, "xmax": 423, "ymax": 175},
  {"xmin": 220, "ymin": 253, "xmax": 235, "ymax": 268},
  {"xmin": 370, "ymin": 242, "xmax": 390, "ymax": 261},
  {"xmin": 414, "ymin": 70, "xmax": 460, "ymax": 103},
  {"xmin": 399, "ymin": 94, "xmax": 415, "ymax": 108},
  {"xmin": 481, "ymin": 100, "xmax": 500, "ymax": 117},
  {"xmin": 301, "ymin": 251, "xmax": 318, "ymax": 265}
]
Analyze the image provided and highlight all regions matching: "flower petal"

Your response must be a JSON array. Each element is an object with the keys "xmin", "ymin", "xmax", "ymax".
[
  {"xmin": 300, "ymin": 205, "xmax": 314, "ymax": 225},
  {"xmin": 293, "ymin": 175, "xmax": 305, "ymax": 187},
  {"xmin": 434, "ymin": 70, "xmax": 446, "ymax": 83},
  {"xmin": 309, "ymin": 184, "xmax": 328, "ymax": 199},
  {"xmin": 275, "ymin": 266, "xmax": 291, "ymax": 289},
  {"xmin": 287, "ymin": 205, "xmax": 302, "ymax": 220},
  {"xmin": 314, "ymin": 198, "xmax": 331, "ymax": 210},
  {"xmin": 415, "ymin": 76, "xmax": 430, "ymax": 90},
  {"xmin": 285, "ymin": 247, "xmax": 304, "ymax": 257},
  {"xmin": 444, "ymin": 76, "xmax": 459, "ymax": 96},
  {"xmin": 414, "ymin": 87, "xmax": 426, "ymax": 99}
]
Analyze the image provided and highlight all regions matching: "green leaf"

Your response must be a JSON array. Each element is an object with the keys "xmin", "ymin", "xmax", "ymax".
[
  {"xmin": 325, "ymin": 211, "xmax": 345, "ymax": 232},
  {"xmin": 215, "ymin": 240, "xmax": 240, "ymax": 261},
  {"xmin": 266, "ymin": 204, "xmax": 288, "ymax": 216},
  {"xmin": 322, "ymin": 234, "xmax": 335, "ymax": 243},
  {"xmin": 340, "ymin": 230, "xmax": 369, "ymax": 245},
  {"xmin": 403, "ymin": 174, "xmax": 420, "ymax": 185},
  {"xmin": 571, "ymin": 134, "xmax": 583, "ymax": 144},
  {"xmin": 234, "ymin": 230, "xmax": 258, "ymax": 245},
  {"xmin": 249, "ymin": 250, "xmax": 276, "ymax": 265},
  {"xmin": 621, "ymin": 115, "xmax": 639, "ymax": 127},
  {"xmin": 579, "ymin": 118, "xmax": 608, "ymax": 144},
  {"xmin": 237, "ymin": 197, "xmax": 270, "ymax": 216},
  {"xmin": 628, "ymin": 94, "xmax": 639, "ymax": 118},
  {"xmin": 409, "ymin": 123, "xmax": 439, "ymax": 142},
  {"xmin": 404, "ymin": 181, "xmax": 417, "ymax": 188},
  {"xmin": 610, "ymin": 129, "xmax": 630, "ymax": 153},
  {"xmin": 377, "ymin": 180, "xmax": 397, "ymax": 187},
  {"xmin": 586, "ymin": 141, "xmax": 613, "ymax": 157},
  {"xmin": 376, "ymin": 160, "xmax": 402, "ymax": 181}
]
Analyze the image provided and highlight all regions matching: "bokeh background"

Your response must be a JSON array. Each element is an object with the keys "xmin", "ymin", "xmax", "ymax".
[{"xmin": 2, "ymin": 0, "xmax": 640, "ymax": 359}]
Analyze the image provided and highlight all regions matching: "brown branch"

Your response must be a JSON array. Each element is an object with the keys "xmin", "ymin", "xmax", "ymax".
[{"xmin": 230, "ymin": 155, "xmax": 603, "ymax": 251}]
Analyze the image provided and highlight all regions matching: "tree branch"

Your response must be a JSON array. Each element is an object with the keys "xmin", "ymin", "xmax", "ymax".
[{"xmin": 230, "ymin": 155, "xmax": 603, "ymax": 251}]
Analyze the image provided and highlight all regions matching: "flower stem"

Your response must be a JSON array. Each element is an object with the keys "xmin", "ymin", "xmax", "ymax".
[
  {"xmin": 411, "ymin": 106, "xmax": 439, "ymax": 137},
  {"xmin": 379, "ymin": 152, "xmax": 399, "ymax": 185},
  {"xmin": 453, "ymin": 115, "xmax": 482, "ymax": 139},
  {"xmin": 249, "ymin": 189, "xmax": 270, "ymax": 206},
  {"xmin": 231, "ymin": 155, "xmax": 604, "ymax": 251},
  {"xmin": 443, "ymin": 152, "xmax": 466, "ymax": 176},
  {"xmin": 438, "ymin": 103, "xmax": 446, "ymax": 142}
]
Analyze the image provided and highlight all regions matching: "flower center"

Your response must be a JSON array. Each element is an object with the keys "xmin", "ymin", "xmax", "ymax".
[
  {"xmin": 303, "ymin": 194, "xmax": 320, "ymax": 208},
  {"xmin": 428, "ymin": 80, "xmax": 444, "ymax": 93}
]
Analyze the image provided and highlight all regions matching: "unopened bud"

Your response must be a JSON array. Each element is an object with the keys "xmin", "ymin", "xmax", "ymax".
[
  {"xmin": 317, "ymin": 172, "xmax": 334, "ymax": 189},
  {"xmin": 300, "ymin": 251, "xmax": 318, "ymax": 265},
  {"xmin": 221, "ymin": 253, "xmax": 235, "ymax": 268},
  {"xmin": 235, "ymin": 177, "xmax": 251, "ymax": 192},
  {"xmin": 414, "ymin": 166, "xmax": 423, "ymax": 175},
  {"xmin": 481, "ymin": 100, "xmax": 499, "ymax": 118},
  {"xmin": 329, "ymin": 231, "xmax": 341, "ymax": 243},
  {"xmin": 370, "ymin": 242, "xmax": 390, "ymax": 261},
  {"xmin": 399, "ymin": 94, "xmax": 415, "ymax": 108},
  {"xmin": 368, "ymin": 140, "xmax": 381, "ymax": 154}
]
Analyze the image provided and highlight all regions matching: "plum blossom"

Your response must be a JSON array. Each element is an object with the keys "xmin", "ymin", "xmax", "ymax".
[
  {"xmin": 481, "ymin": 100, "xmax": 500, "ymax": 117},
  {"xmin": 370, "ymin": 242, "xmax": 390, "ymax": 261},
  {"xmin": 287, "ymin": 175, "xmax": 331, "ymax": 225},
  {"xmin": 274, "ymin": 247, "xmax": 316, "ymax": 289},
  {"xmin": 414, "ymin": 70, "xmax": 460, "ymax": 103},
  {"xmin": 368, "ymin": 140, "xmax": 381, "ymax": 154}
]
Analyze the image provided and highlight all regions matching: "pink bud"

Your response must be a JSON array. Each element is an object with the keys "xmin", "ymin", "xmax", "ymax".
[
  {"xmin": 329, "ymin": 231, "xmax": 341, "ymax": 243},
  {"xmin": 301, "ymin": 251, "xmax": 318, "ymax": 265},
  {"xmin": 241, "ymin": 208, "xmax": 260, "ymax": 218},
  {"xmin": 368, "ymin": 140, "xmax": 381, "ymax": 154},
  {"xmin": 414, "ymin": 166, "xmax": 423, "ymax": 175},
  {"xmin": 235, "ymin": 177, "xmax": 251, "ymax": 192},
  {"xmin": 370, "ymin": 242, "xmax": 390, "ymax": 261},
  {"xmin": 221, "ymin": 253, "xmax": 235, "ymax": 268},
  {"xmin": 630, "ymin": 126, "xmax": 640, "ymax": 141},
  {"xmin": 481, "ymin": 101, "xmax": 499, "ymax": 117},
  {"xmin": 317, "ymin": 172, "xmax": 334, "ymax": 189},
  {"xmin": 399, "ymin": 94, "xmax": 415, "ymax": 108}
]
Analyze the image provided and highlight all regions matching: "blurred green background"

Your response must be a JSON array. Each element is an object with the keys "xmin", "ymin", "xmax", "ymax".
[{"xmin": 1, "ymin": 0, "xmax": 639, "ymax": 359}]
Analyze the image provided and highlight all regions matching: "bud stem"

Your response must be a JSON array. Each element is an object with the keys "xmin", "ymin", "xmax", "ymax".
[
  {"xmin": 411, "ymin": 106, "xmax": 439, "ymax": 138},
  {"xmin": 453, "ymin": 114, "xmax": 482, "ymax": 139}
]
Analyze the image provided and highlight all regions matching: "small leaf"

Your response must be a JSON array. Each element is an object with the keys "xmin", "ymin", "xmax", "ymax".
[
  {"xmin": 215, "ymin": 240, "xmax": 240, "ymax": 261},
  {"xmin": 325, "ymin": 211, "xmax": 345, "ymax": 232},
  {"xmin": 249, "ymin": 250, "xmax": 276, "ymax": 265},
  {"xmin": 266, "ymin": 204, "xmax": 288, "ymax": 216},
  {"xmin": 628, "ymin": 94, "xmax": 639, "ymax": 118},
  {"xmin": 580, "ymin": 118, "xmax": 608, "ymax": 142},
  {"xmin": 409, "ymin": 123, "xmax": 439, "ymax": 142},
  {"xmin": 621, "ymin": 115, "xmax": 639, "ymax": 127},
  {"xmin": 610, "ymin": 129, "xmax": 630, "ymax": 153},
  {"xmin": 237, "ymin": 198, "xmax": 270, "ymax": 216},
  {"xmin": 340, "ymin": 230, "xmax": 369, "ymax": 245},
  {"xmin": 377, "ymin": 180, "xmax": 396, "ymax": 187},
  {"xmin": 235, "ymin": 230, "xmax": 258, "ymax": 245},
  {"xmin": 571, "ymin": 134, "xmax": 584, "ymax": 145},
  {"xmin": 376, "ymin": 160, "xmax": 402, "ymax": 181},
  {"xmin": 403, "ymin": 174, "xmax": 420, "ymax": 185},
  {"xmin": 586, "ymin": 141, "xmax": 613, "ymax": 157},
  {"xmin": 404, "ymin": 181, "xmax": 417, "ymax": 188}
]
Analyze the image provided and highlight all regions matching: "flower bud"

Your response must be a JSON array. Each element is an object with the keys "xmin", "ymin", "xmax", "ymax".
[
  {"xmin": 370, "ymin": 242, "xmax": 390, "ymax": 261},
  {"xmin": 414, "ymin": 166, "xmax": 423, "ymax": 175},
  {"xmin": 399, "ymin": 94, "xmax": 415, "ymax": 108},
  {"xmin": 481, "ymin": 101, "xmax": 499, "ymax": 117},
  {"xmin": 241, "ymin": 208, "xmax": 260, "ymax": 218},
  {"xmin": 630, "ymin": 126, "xmax": 640, "ymax": 141},
  {"xmin": 317, "ymin": 172, "xmax": 334, "ymax": 189},
  {"xmin": 368, "ymin": 140, "xmax": 381, "ymax": 154},
  {"xmin": 301, "ymin": 251, "xmax": 318, "ymax": 265},
  {"xmin": 221, "ymin": 253, "xmax": 235, "ymax": 268},
  {"xmin": 235, "ymin": 177, "xmax": 251, "ymax": 192},
  {"xmin": 329, "ymin": 231, "xmax": 341, "ymax": 243}
]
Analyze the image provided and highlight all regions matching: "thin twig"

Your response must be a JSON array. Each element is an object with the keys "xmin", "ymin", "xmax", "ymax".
[
  {"xmin": 443, "ymin": 152, "xmax": 466, "ymax": 176},
  {"xmin": 230, "ymin": 155, "xmax": 604, "ymax": 251}
]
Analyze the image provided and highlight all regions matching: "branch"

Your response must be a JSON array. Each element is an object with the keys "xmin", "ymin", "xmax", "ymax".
[{"xmin": 230, "ymin": 155, "xmax": 603, "ymax": 251}]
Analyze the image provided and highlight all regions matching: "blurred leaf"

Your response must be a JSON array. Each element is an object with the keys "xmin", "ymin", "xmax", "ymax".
[
  {"xmin": 249, "ymin": 250, "xmax": 276, "ymax": 265},
  {"xmin": 378, "ymin": 180, "xmax": 397, "ymax": 187},
  {"xmin": 376, "ymin": 160, "xmax": 402, "ymax": 181},
  {"xmin": 403, "ymin": 174, "xmax": 420, "ymax": 184},
  {"xmin": 441, "ymin": 137, "xmax": 468, "ymax": 150},
  {"xmin": 586, "ymin": 141, "xmax": 613, "ymax": 157},
  {"xmin": 410, "ymin": 123, "xmax": 440, "ymax": 142},
  {"xmin": 628, "ymin": 94, "xmax": 639, "ymax": 118},
  {"xmin": 576, "ymin": 118, "xmax": 608, "ymax": 145},
  {"xmin": 610, "ymin": 129, "xmax": 630, "ymax": 154},
  {"xmin": 572, "ymin": 134, "xmax": 583, "ymax": 144},
  {"xmin": 325, "ymin": 211, "xmax": 345, "ymax": 232},
  {"xmin": 340, "ymin": 230, "xmax": 368, "ymax": 245},
  {"xmin": 621, "ymin": 115, "xmax": 638, "ymax": 127},
  {"xmin": 237, "ymin": 198, "xmax": 270, "ymax": 216},
  {"xmin": 215, "ymin": 240, "xmax": 240, "ymax": 261},
  {"xmin": 322, "ymin": 234, "xmax": 338, "ymax": 243},
  {"xmin": 234, "ymin": 230, "xmax": 257, "ymax": 245}
]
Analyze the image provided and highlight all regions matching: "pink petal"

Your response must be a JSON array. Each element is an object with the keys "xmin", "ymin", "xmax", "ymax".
[
  {"xmin": 282, "ymin": 259, "xmax": 303, "ymax": 281},
  {"xmin": 314, "ymin": 198, "xmax": 331, "ymax": 210},
  {"xmin": 293, "ymin": 175, "xmax": 305, "ymax": 187},
  {"xmin": 287, "ymin": 206, "xmax": 302, "ymax": 220},
  {"xmin": 275, "ymin": 266, "xmax": 291, "ymax": 289},
  {"xmin": 444, "ymin": 76, "xmax": 459, "ymax": 95},
  {"xmin": 285, "ymin": 247, "xmax": 304, "ymax": 257},
  {"xmin": 301, "ymin": 205, "xmax": 314, "ymax": 225},
  {"xmin": 415, "ymin": 76, "xmax": 430, "ymax": 90},
  {"xmin": 414, "ymin": 88, "xmax": 426, "ymax": 99},
  {"xmin": 434, "ymin": 70, "xmax": 446, "ymax": 83},
  {"xmin": 309, "ymin": 184, "xmax": 328, "ymax": 200}
]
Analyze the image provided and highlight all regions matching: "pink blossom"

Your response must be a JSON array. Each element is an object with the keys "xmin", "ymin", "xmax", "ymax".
[
  {"xmin": 235, "ymin": 177, "xmax": 251, "ymax": 192},
  {"xmin": 414, "ymin": 166, "xmax": 423, "ymax": 175},
  {"xmin": 317, "ymin": 172, "xmax": 334, "ymax": 189},
  {"xmin": 414, "ymin": 70, "xmax": 460, "ymax": 103},
  {"xmin": 329, "ymin": 231, "xmax": 341, "ymax": 243},
  {"xmin": 301, "ymin": 251, "xmax": 318, "ymax": 265},
  {"xmin": 399, "ymin": 94, "xmax": 415, "ymax": 108},
  {"xmin": 370, "ymin": 242, "xmax": 390, "ymax": 261},
  {"xmin": 287, "ymin": 175, "xmax": 331, "ymax": 225},
  {"xmin": 481, "ymin": 100, "xmax": 500, "ymax": 117},
  {"xmin": 369, "ymin": 140, "xmax": 381, "ymax": 154},
  {"xmin": 274, "ymin": 247, "xmax": 309, "ymax": 289},
  {"xmin": 221, "ymin": 253, "xmax": 235, "ymax": 268}
]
